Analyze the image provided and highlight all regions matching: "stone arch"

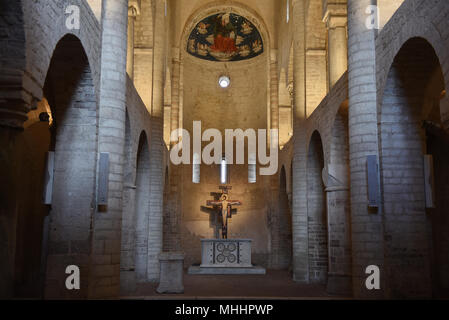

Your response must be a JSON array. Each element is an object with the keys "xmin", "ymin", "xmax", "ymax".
[
  {"xmin": 179, "ymin": 1, "xmax": 271, "ymax": 55},
  {"xmin": 178, "ymin": 1, "xmax": 272, "ymax": 135},
  {"xmin": 22, "ymin": 0, "xmax": 101, "ymax": 111},
  {"xmin": 306, "ymin": 130, "xmax": 328, "ymax": 284},
  {"xmin": 376, "ymin": 2, "xmax": 449, "ymax": 128},
  {"xmin": 39, "ymin": 34, "xmax": 98, "ymax": 299},
  {"xmin": 325, "ymin": 100, "xmax": 352, "ymax": 295},
  {"xmin": 134, "ymin": 131, "xmax": 151, "ymax": 282},
  {"xmin": 379, "ymin": 37, "xmax": 446, "ymax": 298}
]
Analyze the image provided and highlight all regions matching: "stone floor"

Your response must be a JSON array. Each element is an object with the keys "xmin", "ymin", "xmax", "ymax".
[{"xmin": 122, "ymin": 270, "xmax": 351, "ymax": 300}]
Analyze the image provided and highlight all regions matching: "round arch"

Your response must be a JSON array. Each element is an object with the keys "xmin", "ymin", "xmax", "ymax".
[
  {"xmin": 379, "ymin": 36, "xmax": 447, "ymax": 298},
  {"xmin": 306, "ymin": 130, "xmax": 328, "ymax": 284},
  {"xmin": 179, "ymin": 0, "xmax": 272, "ymax": 56},
  {"xmin": 376, "ymin": 14, "xmax": 449, "ymax": 122}
]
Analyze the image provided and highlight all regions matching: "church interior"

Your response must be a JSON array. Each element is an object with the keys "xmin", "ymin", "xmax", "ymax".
[{"xmin": 1, "ymin": 0, "xmax": 449, "ymax": 300}]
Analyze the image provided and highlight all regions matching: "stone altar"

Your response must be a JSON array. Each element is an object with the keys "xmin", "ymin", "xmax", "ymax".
[{"xmin": 188, "ymin": 239, "xmax": 266, "ymax": 275}]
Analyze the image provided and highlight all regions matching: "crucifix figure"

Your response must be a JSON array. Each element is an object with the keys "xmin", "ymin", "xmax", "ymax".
[{"xmin": 206, "ymin": 187, "xmax": 242, "ymax": 239}]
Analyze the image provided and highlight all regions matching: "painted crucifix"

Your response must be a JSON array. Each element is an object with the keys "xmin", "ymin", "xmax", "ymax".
[{"xmin": 206, "ymin": 186, "xmax": 242, "ymax": 239}]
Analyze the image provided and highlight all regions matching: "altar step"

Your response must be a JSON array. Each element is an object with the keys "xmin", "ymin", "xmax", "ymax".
[{"xmin": 188, "ymin": 264, "xmax": 266, "ymax": 275}]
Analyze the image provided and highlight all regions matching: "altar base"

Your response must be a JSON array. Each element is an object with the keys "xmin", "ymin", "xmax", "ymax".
[{"xmin": 187, "ymin": 239, "xmax": 266, "ymax": 275}]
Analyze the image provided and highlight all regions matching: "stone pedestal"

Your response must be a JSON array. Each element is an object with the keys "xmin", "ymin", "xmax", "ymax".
[
  {"xmin": 188, "ymin": 239, "xmax": 266, "ymax": 275},
  {"xmin": 157, "ymin": 252, "xmax": 184, "ymax": 294}
]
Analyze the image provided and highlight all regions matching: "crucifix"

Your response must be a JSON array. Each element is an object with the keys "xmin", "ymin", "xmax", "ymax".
[{"xmin": 206, "ymin": 186, "xmax": 242, "ymax": 239}]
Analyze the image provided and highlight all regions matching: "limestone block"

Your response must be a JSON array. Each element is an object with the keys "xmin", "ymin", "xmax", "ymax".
[{"xmin": 157, "ymin": 252, "xmax": 185, "ymax": 294}]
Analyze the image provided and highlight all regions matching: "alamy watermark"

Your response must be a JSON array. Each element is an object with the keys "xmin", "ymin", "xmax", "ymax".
[
  {"xmin": 65, "ymin": 5, "xmax": 80, "ymax": 30},
  {"xmin": 170, "ymin": 121, "xmax": 278, "ymax": 176},
  {"xmin": 365, "ymin": 265, "xmax": 381, "ymax": 290},
  {"xmin": 366, "ymin": 5, "xmax": 380, "ymax": 30}
]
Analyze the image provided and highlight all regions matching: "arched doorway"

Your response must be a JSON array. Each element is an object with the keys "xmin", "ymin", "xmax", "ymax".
[
  {"xmin": 134, "ymin": 131, "xmax": 151, "ymax": 282},
  {"xmin": 42, "ymin": 34, "xmax": 98, "ymax": 299},
  {"xmin": 120, "ymin": 112, "xmax": 136, "ymax": 293},
  {"xmin": 307, "ymin": 131, "xmax": 328, "ymax": 284},
  {"xmin": 326, "ymin": 102, "xmax": 352, "ymax": 295},
  {"xmin": 1, "ymin": 34, "xmax": 97, "ymax": 299},
  {"xmin": 380, "ymin": 37, "xmax": 447, "ymax": 298}
]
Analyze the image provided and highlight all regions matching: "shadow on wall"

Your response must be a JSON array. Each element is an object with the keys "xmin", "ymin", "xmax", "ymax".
[
  {"xmin": 379, "ymin": 37, "xmax": 448, "ymax": 299},
  {"xmin": 307, "ymin": 131, "xmax": 328, "ymax": 285}
]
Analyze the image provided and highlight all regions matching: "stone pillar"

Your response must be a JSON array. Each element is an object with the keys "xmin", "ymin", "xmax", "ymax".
[
  {"xmin": 151, "ymin": 0, "xmax": 165, "ymax": 119},
  {"xmin": 270, "ymin": 51, "xmax": 279, "ymax": 133},
  {"xmin": 292, "ymin": 0, "xmax": 306, "ymax": 124},
  {"xmin": 291, "ymin": 0, "xmax": 309, "ymax": 283},
  {"xmin": 170, "ymin": 49, "xmax": 181, "ymax": 145},
  {"xmin": 127, "ymin": 1, "xmax": 141, "ymax": 80},
  {"xmin": 0, "ymin": 0, "xmax": 35, "ymax": 296},
  {"xmin": 90, "ymin": 0, "xmax": 129, "ymax": 299},
  {"xmin": 347, "ymin": 0, "xmax": 384, "ymax": 298},
  {"xmin": 323, "ymin": 2, "xmax": 348, "ymax": 88},
  {"xmin": 147, "ymin": 0, "xmax": 166, "ymax": 281},
  {"xmin": 166, "ymin": 48, "xmax": 182, "ymax": 253},
  {"xmin": 322, "ymin": 165, "xmax": 352, "ymax": 295},
  {"xmin": 305, "ymin": 48, "xmax": 327, "ymax": 116},
  {"xmin": 157, "ymin": 253, "xmax": 184, "ymax": 294}
]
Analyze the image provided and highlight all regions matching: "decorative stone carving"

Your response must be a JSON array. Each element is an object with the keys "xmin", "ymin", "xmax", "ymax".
[
  {"xmin": 201, "ymin": 239, "xmax": 252, "ymax": 268},
  {"xmin": 188, "ymin": 239, "xmax": 265, "ymax": 275}
]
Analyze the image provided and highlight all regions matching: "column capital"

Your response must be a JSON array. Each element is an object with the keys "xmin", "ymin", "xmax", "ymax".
[
  {"xmin": 322, "ymin": 2, "xmax": 347, "ymax": 29},
  {"xmin": 129, "ymin": 0, "xmax": 141, "ymax": 17}
]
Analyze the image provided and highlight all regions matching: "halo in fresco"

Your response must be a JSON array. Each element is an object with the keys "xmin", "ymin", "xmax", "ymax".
[{"xmin": 187, "ymin": 13, "xmax": 264, "ymax": 62}]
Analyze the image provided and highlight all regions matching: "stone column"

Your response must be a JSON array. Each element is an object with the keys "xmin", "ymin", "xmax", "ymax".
[
  {"xmin": 0, "ymin": 0, "xmax": 36, "ymax": 298},
  {"xmin": 347, "ymin": 0, "xmax": 384, "ymax": 298},
  {"xmin": 127, "ymin": 1, "xmax": 141, "ymax": 80},
  {"xmin": 90, "ymin": 0, "xmax": 129, "ymax": 299},
  {"xmin": 322, "ymin": 165, "xmax": 352, "ymax": 295},
  {"xmin": 291, "ymin": 0, "xmax": 309, "ymax": 283},
  {"xmin": 147, "ymin": 0, "xmax": 166, "ymax": 281},
  {"xmin": 170, "ymin": 49, "xmax": 181, "ymax": 145},
  {"xmin": 166, "ymin": 48, "xmax": 182, "ymax": 252},
  {"xmin": 270, "ymin": 51, "xmax": 279, "ymax": 133},
  {"xmin": 323, "ymin": 2, "xmax": 348, "ymax": 88},
  {"xmin": 292, "ymin": 0, "xmax": 306, "ymax": 124}
]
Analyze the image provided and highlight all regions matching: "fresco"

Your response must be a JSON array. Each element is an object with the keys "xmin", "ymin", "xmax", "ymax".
[{"xmin": 187, "ymin": 13, "xmax": 264, "ymax": 62}]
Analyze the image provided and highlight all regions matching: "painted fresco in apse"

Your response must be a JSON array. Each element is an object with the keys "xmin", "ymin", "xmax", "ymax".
[{"xmin": 187, "ymin": 13, "xmax": 264, "ymax": 62}]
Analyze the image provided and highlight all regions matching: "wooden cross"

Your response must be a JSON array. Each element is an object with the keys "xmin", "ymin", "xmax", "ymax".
[{"xmin": 206, "ymin": 187, "xmax": 242, "ymax": 239}]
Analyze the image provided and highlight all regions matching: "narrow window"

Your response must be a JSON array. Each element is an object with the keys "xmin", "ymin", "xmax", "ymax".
[
  {"xmin": 193, "ymin": 153, "xmax": 201, "ymax": 183},
  {"xmin": 220, "ymin": 156, "xmax": 228, "ymax": 184},
  {"xmin": 248, "ymin": 153, "xmax": 257, "ymax": 183}
]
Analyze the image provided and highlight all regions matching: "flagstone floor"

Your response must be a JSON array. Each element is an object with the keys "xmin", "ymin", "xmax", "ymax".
[{"xmin": 122, "ymin": 270, "xmax": 351, "ymax": 300}]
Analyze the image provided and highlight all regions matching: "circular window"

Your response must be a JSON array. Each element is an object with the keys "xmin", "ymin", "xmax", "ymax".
[{"xmin": 218, "ymin": 76, "xmax": 230, "ymax": 88}]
